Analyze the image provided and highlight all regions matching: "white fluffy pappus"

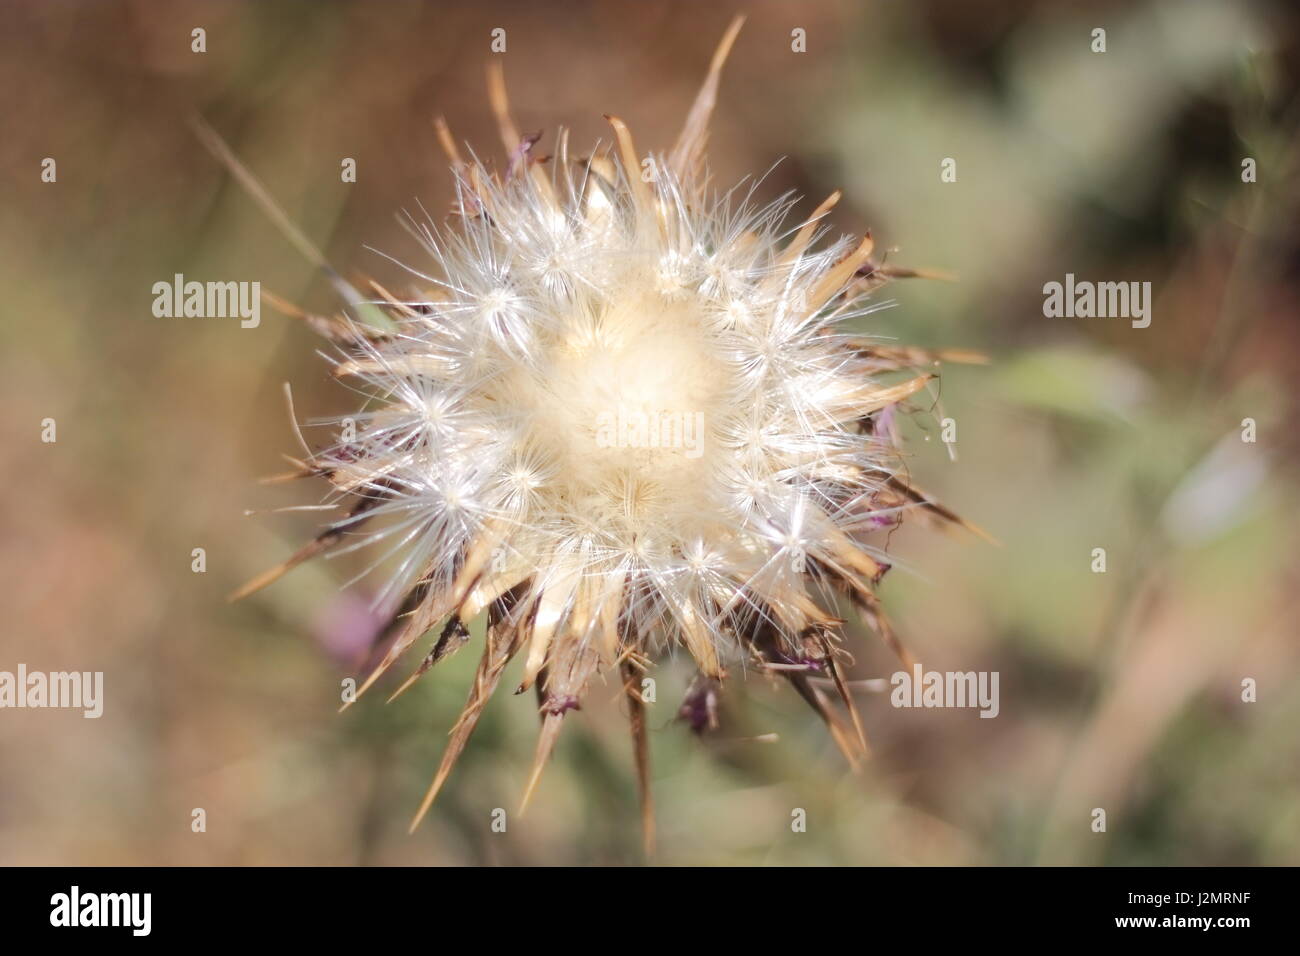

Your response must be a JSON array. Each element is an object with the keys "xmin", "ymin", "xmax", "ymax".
[{"xmin": 221, "ymin": 16, "xmax": 983, "ymax": 846}]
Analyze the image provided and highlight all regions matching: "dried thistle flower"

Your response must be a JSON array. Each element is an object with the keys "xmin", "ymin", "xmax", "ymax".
[{"xmin": 218, "ymin": 16, "xmax": 982, "ymax": 851}]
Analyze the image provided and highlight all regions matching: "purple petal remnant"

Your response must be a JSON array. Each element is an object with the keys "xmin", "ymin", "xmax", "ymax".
[{"xmin": 312, "ymin": 592, "xmax": 388, "ymax": 669}]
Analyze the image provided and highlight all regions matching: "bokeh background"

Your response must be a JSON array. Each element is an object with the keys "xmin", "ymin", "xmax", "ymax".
[{"xmin": 2, "ymin": 0, "xmax": 1298, "ymax": 865}]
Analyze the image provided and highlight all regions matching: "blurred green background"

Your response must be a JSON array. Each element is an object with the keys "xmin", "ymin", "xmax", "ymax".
[{"xmin": 2, "ymin": 0, "xmax": 1298, "ymax": 865}]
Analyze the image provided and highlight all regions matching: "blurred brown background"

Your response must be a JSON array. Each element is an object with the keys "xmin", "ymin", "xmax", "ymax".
[{"xmin": 2, "ymin": 0, "xmax": 1298, "ymax": 865}]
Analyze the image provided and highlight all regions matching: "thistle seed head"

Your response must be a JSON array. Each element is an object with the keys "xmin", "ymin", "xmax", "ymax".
[{"xmin": 229, "ymin": 16, "xmax": 981, "ymax": 847}]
